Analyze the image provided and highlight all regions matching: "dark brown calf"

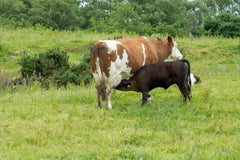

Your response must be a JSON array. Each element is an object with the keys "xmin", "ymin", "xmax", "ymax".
[{"xmin": 116, "ymin": 59, "xmax": 192, "ymax": 105}]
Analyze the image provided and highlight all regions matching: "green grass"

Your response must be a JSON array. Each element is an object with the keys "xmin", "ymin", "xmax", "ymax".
[{"xmin": 0, "ymin": 27, "xmax": 240, "ymax": 159}]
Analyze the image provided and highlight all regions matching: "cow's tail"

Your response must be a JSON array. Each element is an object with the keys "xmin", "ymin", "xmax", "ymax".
[
  {"xmin": 90, "ymin": 43, "xmax": 99, "ymax": 59},
  {"xmin": 180, "ymin": 59, "xmax": 191, "ymax": 87},
  {"xmin": 90, "ymin": 42, "xmax": 107, "ymax": 100},
  {"xmin": 90, "ymin": 42, "xmax": 101, "ymax": 73}
]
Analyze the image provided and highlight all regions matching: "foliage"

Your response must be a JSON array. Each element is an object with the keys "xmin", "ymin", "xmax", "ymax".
[
  {"xmin": 0, "ymin": 0, "xmax": 239, "ymax": 37},
  {"xmin": 204, "ymin": 13, "xmax": 240, "ymax": 38},
  {"xmin": 0, "ymin": 0, "xmax": 84, "ymax": 30},
  {"xmin": 58, "ymin": 52, "xmax": 92, "ymax": 87},
  {"xmin": 19, "ymin": 48, "xmax": 92, "ymax": 88}
]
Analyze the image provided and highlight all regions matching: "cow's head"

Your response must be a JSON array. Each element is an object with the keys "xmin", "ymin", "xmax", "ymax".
[{"xmin": 165, "ymin": 36, "xmax": 183, "ymax": 61}]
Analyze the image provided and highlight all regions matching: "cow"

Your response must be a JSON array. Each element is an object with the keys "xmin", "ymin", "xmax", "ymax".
[
  {"xmin": 90, "ymin": 36, "xmax": 183, "ymax": 109},
  {"xmin": 116, "ymin": 59, "xmax": 192, "ymax": 105}
]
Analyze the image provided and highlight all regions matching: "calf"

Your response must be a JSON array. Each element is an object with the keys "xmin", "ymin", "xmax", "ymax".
[{"xmin": 116, "ymin": 59, "xmax": 192, "ymax": 105}]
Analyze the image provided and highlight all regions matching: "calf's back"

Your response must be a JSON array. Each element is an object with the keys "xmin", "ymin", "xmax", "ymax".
[{"xmin": 131, "ymin": 61, "xmax": 188, "ymax": 91}]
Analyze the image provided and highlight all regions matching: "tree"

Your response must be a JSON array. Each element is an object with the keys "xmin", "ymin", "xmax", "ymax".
[
  {"xmin": 203, "ymin": 0, "xmax": 240, "ymax": 15},
  {"xmin": 106, "ymin": 2, "xmax": 138, "ymax": 33},
  {"xmin": 28, "ymin": 0, "xmax": 84, "ymax": 30},
  {"xmin": 0, "ymin": 0, "xmax": 29, "ymax": 27},
  {"xmin": 0, "ymin": 0, "xmax": 85, "ymax": 30},
  {"xmin": 204, "ymin": 13, "xmax": 240, "ymax": 37},
  {"xmin": 186, "ymin": 0, "xmax": 209, "ymax": 35},
  {"xmin": 79, "ymin": 0, "xmax": 125, "ymax": 29},
  {"xmin": 0, "ymin": 0, "xmax": 239, "ymax": 36}
]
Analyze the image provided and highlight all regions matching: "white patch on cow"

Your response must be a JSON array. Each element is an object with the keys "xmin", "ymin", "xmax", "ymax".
[
  {"xmin": 106, "ymin": 93, "xmax": 112, "ymax": 109},
  {"xmin": 92, "ymin": 57, "xmax": 103, "ymax": 85},
  {"xmin": 95, "ymin": 57, "xmax": 101, "ymax": 76},
  {"xmin": 141, "ymin": 44, "xmax": 146, "ymax": 66},
  {"xmin": 109, "ymin": 49, "xmax": 132, "ymax": 88},
  {"xmin": 165, "ymin": 41, "xmax": 183, "ymax": 61},
  {"xmin": 142, "ymin": 36, "xmax": 148, "ymax": 41},
  {"xmin": 100, "ymin": 40, "xmax": 122, "ymax": 54},
  {"xmin": 190, "ymin": 73, "xmax": 196, "ymax": 86}
]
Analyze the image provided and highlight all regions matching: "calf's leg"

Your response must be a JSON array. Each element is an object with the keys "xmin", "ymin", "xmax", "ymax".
[
  {"xmin": 141, "ymin": 92, "xmax": 151, "ymax": 102},
  {"xmin": 142, "ymin": 91, "xmax": 149, "ymax": 106},
  {"xmin": 177, "ymin": 83, "xmax": 189, "ymax": 102},
  {"xmin": 187, "ymin": 85, "xmax": 191, "ymax": 101}
]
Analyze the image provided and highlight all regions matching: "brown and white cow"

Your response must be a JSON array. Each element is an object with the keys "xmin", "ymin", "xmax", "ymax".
[{"xmin": 90, "ymin": 36, "xmax": 183, "ymax": 109}]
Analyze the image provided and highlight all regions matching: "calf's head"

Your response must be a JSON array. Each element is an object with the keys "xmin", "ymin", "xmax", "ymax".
[{"xmin": 116, "ymin": 79, "xmax": 132, "ymax": 91}]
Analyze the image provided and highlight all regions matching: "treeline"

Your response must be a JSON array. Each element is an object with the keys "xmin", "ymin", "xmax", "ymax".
[{"xmin": 0, "ymin": 0, "xmax": 240, "ymax": 37}]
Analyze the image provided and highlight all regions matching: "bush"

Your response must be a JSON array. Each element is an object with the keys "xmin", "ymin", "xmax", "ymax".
[
  {"xmin": 204, "ymin": 13, "xmax": 240, "ymax": 38},
  {"xmin": 57, "ymin": 52, "xmax": 92, "ymax": 87},
  {"xmin": 19, "ymin": 48, "xmax": 92, "ymax": 88},
  {"xmin": 155, "ymin": 23, "xmax": 181, "ymax": 37}
]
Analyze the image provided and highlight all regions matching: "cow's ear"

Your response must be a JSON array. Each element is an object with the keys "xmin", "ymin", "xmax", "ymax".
[
  {"xmin": 167, "ymin": 35, "xmax": 173, "ymax": 45},
  {"xmin": 157, "ymin": 37, "xmax": 162, "ymax": 41},
  {"xmin": 127, "ymin": 82, "xmax": 131, "ymax": 88}
]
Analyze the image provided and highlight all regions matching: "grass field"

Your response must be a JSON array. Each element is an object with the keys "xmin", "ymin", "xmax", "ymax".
[{"xmin": 0, "ymin": 27, "xmax": 240, "ymax": 159}]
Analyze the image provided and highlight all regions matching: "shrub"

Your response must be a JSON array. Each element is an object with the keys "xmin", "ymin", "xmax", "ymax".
[
  {"xmin": 19, "ymin": 48, "xmax": 92, "ymax": 88},
  {"xmin": 204, "ymin": 13, "xmax": 240, "ymax": 38},
  {"xmin": 156, "ymin": 23, "xmax": 178, "ymax": 37},
  {"xmin": 57, "ymin": 52, "xmax": 92, "ymax": 87}
]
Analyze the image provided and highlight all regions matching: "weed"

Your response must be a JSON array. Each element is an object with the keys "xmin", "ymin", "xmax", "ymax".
[{"xmin": 0, "ymin": 69, "xmax": 24, "ymax": 92}]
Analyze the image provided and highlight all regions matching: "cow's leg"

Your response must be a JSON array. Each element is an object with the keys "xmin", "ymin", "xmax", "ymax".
[
  {"xmin": 97, "ymin": 94, "xmax": 102, "ymax": 109},
  {"xmin": 96, "ymin": 88, "xmax": 102, "ymax": 109},
  {"xmin": 142, "ymin": 91, "xmax": 149, "ymax": 106},
  {"xmin": 105, "ymin": 86, "xmax": 112, "ymax": 109}
]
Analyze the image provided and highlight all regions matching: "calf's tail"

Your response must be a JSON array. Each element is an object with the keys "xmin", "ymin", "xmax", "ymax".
[{"xmin": 180, "ymin": 59, "xmax": 191, "ymax": 87}]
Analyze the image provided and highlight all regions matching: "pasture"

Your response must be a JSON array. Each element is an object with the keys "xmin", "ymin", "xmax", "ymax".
[{"xmin": 0, "ymin": 27, "xmax": 240, "ymax": 159}]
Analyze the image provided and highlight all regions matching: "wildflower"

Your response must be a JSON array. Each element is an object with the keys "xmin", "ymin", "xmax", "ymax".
[{"xmin": 8, "ymin": 79, "xmax": 11, "ymax": 86}]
